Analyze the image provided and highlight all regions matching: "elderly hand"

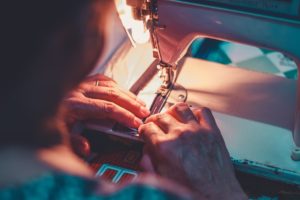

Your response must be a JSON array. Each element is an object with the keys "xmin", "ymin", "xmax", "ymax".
[
  {"xmin": 63, "ymin": 73, "xmax": 150, "ymax": 128},
  {"xmin": 139, "ymin": 103, "xmax": 246, "ymax": 200}
]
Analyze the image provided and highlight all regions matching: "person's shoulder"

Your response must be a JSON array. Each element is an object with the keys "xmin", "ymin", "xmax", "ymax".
[
  {"xmin": 0, "ymin": 172, "xmax": 98, "ymax": 200},
  {"xmin": 96, "ymin": 173, "xmax": 193, "ymax": 200},
  {"xmin": 0, "ymin": 172, "xmax": 192, "ymax": 200}
]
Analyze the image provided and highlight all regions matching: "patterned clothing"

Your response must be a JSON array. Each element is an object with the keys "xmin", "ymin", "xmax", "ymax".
[{"xmin": 0, "ymin": 172, "xmax": 189, "ymax": 200}]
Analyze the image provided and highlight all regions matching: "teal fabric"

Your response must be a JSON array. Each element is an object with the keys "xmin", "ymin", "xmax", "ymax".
[{"xmin": 0, "ymin": 173, "xmax": 185, "ymax": 200}]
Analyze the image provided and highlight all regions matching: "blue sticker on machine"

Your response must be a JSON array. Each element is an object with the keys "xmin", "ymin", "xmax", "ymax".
[{"xmin": 96, "ymin": 164, "xmax": 138, "ymax": 183}]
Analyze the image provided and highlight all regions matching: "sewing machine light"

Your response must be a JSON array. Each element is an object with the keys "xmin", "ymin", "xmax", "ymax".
[{"xmin": 114, "ymin": 0, "xmax": 150, "ymax": 45}]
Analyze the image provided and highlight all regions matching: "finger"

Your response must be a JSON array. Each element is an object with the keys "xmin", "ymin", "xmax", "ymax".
[
  {"xmin": 118, "ymin": 86, "xmax": 146, "ymax": 107},
  {"xmin": 193, "ymin": 107, "xmax": 218, "ymax": 128},
  {"xmin": 81, "ymin": 80, "xmax": 146, "ymax": 107},
  {"xmin": 70, "ymin": 135, "xmax": 91, "ymax": 159},
  {"xmin": 138, "ymin": 122, "xmax": 165, "ymax": 145},
  {"xmin": 84, "ymin": 74, "xmax": 147, "ymax": 106},
  {"xmin": 167, "ymin": 103, "xmax": 198, "ymax": 125},
  {"xmin": 88, "ymin": 81, "xmax": 146, "ymax": 107},
  {"xmin": 145, "ymin": 113, "xmax": 179, "ymax": 133},
  {"xmin": 83, "ymin": 75, "xmax": 117, "ymax": 88},
  {"xmin": 84, "ymin": 85, "xmax": 150, "ymax": 118},
  {"xmin": 86, "ymin": 74, "xmax": 146, "ymax": 106},
  {"xmin": 191, "ymin": 108, "xmax": 201, "ymax": 123},
  {"xmin": 96, "ymin": 100, "xmax": 144, "ymax": 128},
  {"xmin": 70, "ymin": 98, "xmax": 143, "ymax": 128}
]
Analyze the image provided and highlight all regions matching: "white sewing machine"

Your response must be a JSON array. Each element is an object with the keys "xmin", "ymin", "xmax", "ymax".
[{"xmin": 87, "ymin": 0, "xmax": 300, "ymax": 186}]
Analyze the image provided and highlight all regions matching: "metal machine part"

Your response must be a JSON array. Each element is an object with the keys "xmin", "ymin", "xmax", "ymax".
[
  {"xmin": 124, "ymin": 0, "xmax": 300, "ymax": 160},
  {"xmin": 112, "ymin": 0, "xmax": 300, "ymax": 185},
  {"xmin": 125, "ymin": 0, "xmax": 174, "ymax": 95}
]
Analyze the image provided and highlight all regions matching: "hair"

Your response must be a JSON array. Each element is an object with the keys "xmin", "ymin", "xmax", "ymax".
[{"xmin": 0, "ymin": 0, "xmax": 109, "ymax": 148}]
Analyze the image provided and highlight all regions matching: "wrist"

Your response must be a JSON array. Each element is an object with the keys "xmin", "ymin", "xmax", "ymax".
[
  {"xmin": 218, "ymin": 186, "xmax": 248, "ymax": 200},
  {"xmin": 193, "ymin": 189, "xmax": 247, "ymax": 200},
  {"xmin": 192, "ymin": 179, "xmax": 247, "ymax": 200}
]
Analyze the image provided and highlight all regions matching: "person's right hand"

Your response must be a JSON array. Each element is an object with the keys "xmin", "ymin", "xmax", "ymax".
[
  {"xmin": 139, "ymin": 103, "xmax": 247, "ymax": 200},
  {"xmin": 63, "ymin": 73, "xmax": 150, "ymax": 129},
  {"xmin": 63, "ymin": 74, "xmax": 150, "ymax": 159}
]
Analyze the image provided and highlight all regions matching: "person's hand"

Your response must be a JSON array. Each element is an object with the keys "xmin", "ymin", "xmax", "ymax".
[
  {"xmin": 63, "ymin": 73, "xmax": 150, "ymax": 129},
  {"xmin": 139, "ymin": 103, "xmax": 247, "ymax": 200}
]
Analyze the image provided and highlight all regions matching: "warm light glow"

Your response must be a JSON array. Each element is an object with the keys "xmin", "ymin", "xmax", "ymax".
[
  {"xmin": 114, "ymin": 0, "xmax": 150, "ymax": 44},
  {"xmin": 131, "ymin": 20, "xmax": 150, "ymax": 44}
]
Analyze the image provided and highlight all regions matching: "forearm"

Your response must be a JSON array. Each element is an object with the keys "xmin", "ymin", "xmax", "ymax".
[{"xmin": 191, "ymin": 178, "xmax": 248, "ymax": 200}]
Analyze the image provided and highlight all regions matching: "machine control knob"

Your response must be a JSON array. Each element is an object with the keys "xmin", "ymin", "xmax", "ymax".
[{"xmin": 291, "ymin": 147, "xmax": 300, "ymax": 161}]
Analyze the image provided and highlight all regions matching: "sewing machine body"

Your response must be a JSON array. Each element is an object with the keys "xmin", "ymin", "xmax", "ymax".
[{"xmin": 87, "ymin": 0, "xmax": 300, "ymax": 186}]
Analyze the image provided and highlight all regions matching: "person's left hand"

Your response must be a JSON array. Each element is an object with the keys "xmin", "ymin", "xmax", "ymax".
[
  {"xmin": 63, "ymin": 73, "xmax": 150, "ymax": 129},
  {"xmin": 139, "ymin": 103, "xmax": 246, "ymax": 200}
]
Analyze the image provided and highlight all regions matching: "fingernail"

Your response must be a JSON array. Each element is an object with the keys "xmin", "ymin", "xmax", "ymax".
[
  {"xmin": 134, "ymin": 117, "xmax": 143, "ymax": 127},
  {"xmin": 137, "ymin": 98, "xmax": 147, "ymax": 106},
  {"xmin": 140, "ymin": 106, "xmax": 151, "ymax": 116}
]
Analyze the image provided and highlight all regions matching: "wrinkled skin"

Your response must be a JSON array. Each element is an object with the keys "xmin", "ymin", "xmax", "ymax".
[
  {"xmin": 63, "ymin": 73, "xmax": 150, "ymax": 158},
  {"xmin": 64, "ymin": 74, "xmax": 246, "ymax": 199},
  {"xmin": 139, "ymin": 103, "xmax": 247, "ymax": 200},
  {"xmin": 63, "ymin": 73, "xmax": 150, "ymax": 129}
]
